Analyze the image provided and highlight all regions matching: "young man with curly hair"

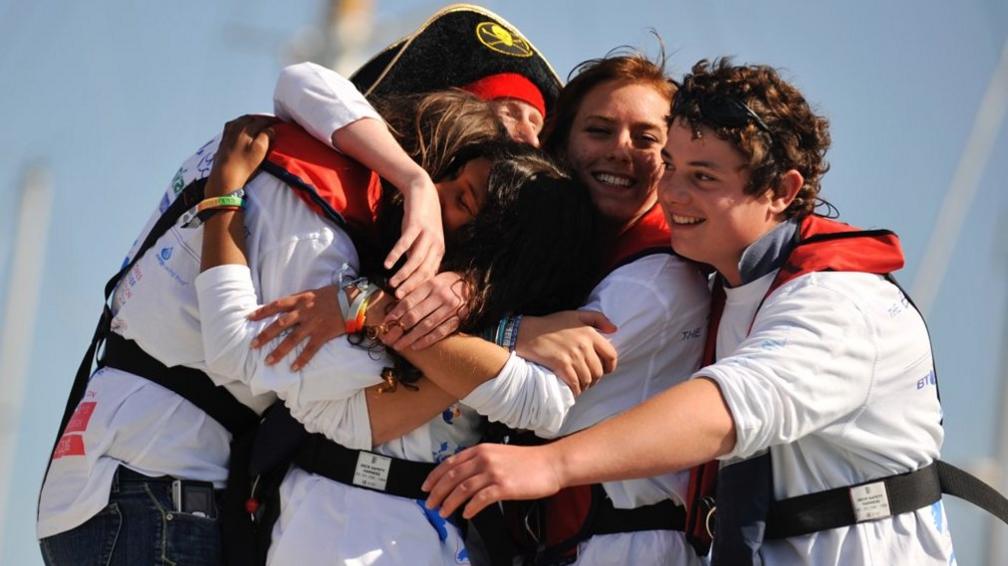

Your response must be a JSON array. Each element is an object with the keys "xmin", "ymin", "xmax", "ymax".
[{"xmin": 423, "ymin": 58, "xmax": 958, "ymax": 565}]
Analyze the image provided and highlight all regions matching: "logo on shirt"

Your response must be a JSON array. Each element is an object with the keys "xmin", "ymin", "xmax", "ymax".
[
  {"xmin": 887, "ymin": 295, "xmax": 910, "ymax": 318},
  {"xmin": 680, "ymin": 327, "xmax": 702, "ymax": 341},
  {"xmin": 916, "ymin": 369, "xmax": 937, "ymax": 390},
  {"xmin": 52, "ymin": 401, "xmax": 97, "ymax": 459},
  {"xmin": 416, "ymin": 500, "xmax": 449, "ymax": 542},
  {"xmin": 475, "ymin": 22, "xmax": 533, "ymax": 57},
  {"xmin": 758, "ymin": 338, "xmax": 786, "ymax": 351},
  {"xmin": 441, "ymin": 403, "xmax": 461, "ymax": 424},
  {"xmin": 434, "ymin": 441, "xmax": 466, "ymax": 464},
  {"xmin": 196, "ymin": 151, "xmax": 215, "ymax": 178},
  {"xmin": 154, "ymin": 246, "xmax": 187, "ymax": 286},
  {"xmin": 171, "ymin": 167, "xmax": 186, "ymax": 195}
]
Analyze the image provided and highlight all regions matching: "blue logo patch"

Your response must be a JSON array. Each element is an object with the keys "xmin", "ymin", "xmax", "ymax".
[
  {"xmin": 159, "ymin": 246, "xmax": 173, "ymax": 261},
  {"xmin": 759, "ymin": 338, "xmax": 786, "ymax": 350},
  {"xmin": 916, "ymin": 370, "xmax": 937, "ymax": 390}
]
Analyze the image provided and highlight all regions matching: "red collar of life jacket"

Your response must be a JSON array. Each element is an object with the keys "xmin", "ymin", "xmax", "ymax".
[
  {"xmin": 262, "ymin": 122, "xmax": 384, "ymax": 244},
  {"xmin": 600, "ymin": 202, "xmax": 674, "ymax": 274},
  {"xmin": 685, "ymin": 215, "xmax": 905, "ymax": 554},
  {"xmin": 701, "ymin": 215, "xmax": 904, "ymax": 365}
]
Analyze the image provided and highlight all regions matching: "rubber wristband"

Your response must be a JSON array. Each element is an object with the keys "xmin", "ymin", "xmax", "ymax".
[
  {"xmin": 197, "ymin": 194, "xmax": 245, "ymax": 213},
  {"xmin": 181, "ymin": 205, "xmax": 243, "ymax": 229}
]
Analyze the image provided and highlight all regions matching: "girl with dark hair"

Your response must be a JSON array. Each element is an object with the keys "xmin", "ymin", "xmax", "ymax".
[{"xmin": 195, "ymin": 95, "xmax": 598, "ymax": 563}]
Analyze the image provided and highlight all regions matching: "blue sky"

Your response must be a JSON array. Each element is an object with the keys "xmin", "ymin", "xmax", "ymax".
[{"xmin": 1, "ymin": 1, "xmax": 1005, "ymax": 564}]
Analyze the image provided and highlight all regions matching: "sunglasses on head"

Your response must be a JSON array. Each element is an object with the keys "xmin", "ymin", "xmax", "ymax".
[{"xmin": 671, "ymin": 88, "xmax": 774, "ymax": 140}]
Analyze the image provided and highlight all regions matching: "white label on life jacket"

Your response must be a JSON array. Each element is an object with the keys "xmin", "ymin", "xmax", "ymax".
[
  {"xmin": 849, "ymin": 481, "xmax": 891, "ymax": 522},
  {"xmin": 353, "ymin": 451, "xmax": 392, "ymax": 491}
]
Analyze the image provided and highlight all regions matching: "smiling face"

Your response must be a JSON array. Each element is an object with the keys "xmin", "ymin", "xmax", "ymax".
[
  {"xmin": 564, "ymin": 80, "xmax": 670, "ymax": 229},
  {"xmin": 491, "ymin": 98, "xmax": 544, "ymax": 147},
  {"xmin": 436, "ymin": 157, "xmax": 492, "ymax": 234},
  {"xmin": 659, "ymin": 121, "xmax": 797, "ymax": 285}
]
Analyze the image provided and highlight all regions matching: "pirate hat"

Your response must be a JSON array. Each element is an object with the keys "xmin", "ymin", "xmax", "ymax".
[{"xmin": 350, "ymin": 4, "xmax": 562, "ymax": 117}]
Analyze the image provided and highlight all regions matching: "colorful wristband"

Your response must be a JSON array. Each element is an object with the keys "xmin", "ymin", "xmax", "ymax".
[
  {"xmin": 197, "ymin": 194, "xmax": 245, "ymax": 213},
  {"xmin": 502, "ymin": 314, "xmax": 522, "ymax": 351},
  {"xmin": 343, "ymin": 279, "xmax": 379, "ymax": 334},
  {"xmin": 180, "ymin": 188, "xmax": 246, "ymax": 228}
]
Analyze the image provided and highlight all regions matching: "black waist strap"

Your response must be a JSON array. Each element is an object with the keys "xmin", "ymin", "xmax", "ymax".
[
  {"xmin": 293, "ymin": 433, "xmax": 435, "ymax": 500},
  {"xmin": 529, "ymin": 486, "xmax": 688, "ymax": 566},
  {"xmin": 765, "ymin": 462, "xmax": 943, "ymax": 539},
  {"xmin": 102, "ymin": 332, "xmax": 259, "ymax": 437},
  {"xmin": 592, "ymin": 495, "xmax": 686, "ymax": 536}
]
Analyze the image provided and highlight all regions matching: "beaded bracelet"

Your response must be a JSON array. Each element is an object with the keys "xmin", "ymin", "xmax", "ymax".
[
  {"xmin": 483, "ymin": 314, "xmax": 523, "ymax": 351},
  {"xmin": 501, "ymin": 314, "xmax": 523, "ymax": 351}
]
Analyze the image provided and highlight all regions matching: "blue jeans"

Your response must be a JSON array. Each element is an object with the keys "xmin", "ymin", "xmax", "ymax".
[{"xmin": 40, "ymin": 467, "xmax": 224, "ymax": 566}]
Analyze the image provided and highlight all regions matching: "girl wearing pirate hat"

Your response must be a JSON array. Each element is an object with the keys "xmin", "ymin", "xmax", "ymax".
[{"xmin": 346, "ymin": 3, "xmax": 561, "ymax": 147}]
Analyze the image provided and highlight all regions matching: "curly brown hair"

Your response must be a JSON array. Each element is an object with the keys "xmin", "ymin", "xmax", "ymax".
[
  {"xmin": 672, "ymin": 58, "xmax": 831, "ymax": 218},
  {"xmin": 542, "ymin": 48, "xmax": 676, "ymax": 156}
]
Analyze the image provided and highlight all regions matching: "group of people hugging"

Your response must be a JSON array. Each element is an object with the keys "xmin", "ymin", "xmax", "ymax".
[{"xmin": 38, "ymin": 4, "xmax": 967, "ymax": 565}]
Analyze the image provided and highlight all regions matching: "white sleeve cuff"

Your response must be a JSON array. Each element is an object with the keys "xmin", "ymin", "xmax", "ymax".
[
  {"xmin": 273, "ymin": 62, "xmax": 382, "ymax": 149},
  {"xmin": 462, "ymin": 352, "xmax": 575, "ymax": 438},
  {"xmin": 287, "ymin": 390, "xmax": 373, "ymax": 450},
  {"xmin": 694, "ymin": 366, "xmax": 760, "ymax": 461},
  {"xmin": 196, "ymin": 264, "xmax": 260, "ymax": 379},
  {"xmin": 196, "ymin": 263, "xmax": 386, "ymax": 404},
  {"xmin": 196, "ymin": 263, "xmax": 255, "ymax": 295}
]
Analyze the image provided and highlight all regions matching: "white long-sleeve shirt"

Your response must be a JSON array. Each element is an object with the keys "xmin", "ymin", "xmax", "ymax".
[
  {"xmin": 38, "ymin": 66, "xmax": 383, "ymax": 540},
  {"xmin": 487, "ymin": 253, "xmax": 710, "ymax": 509},
  {"xmin": 562, "ymin": 254, "xmax": 710, "ymax": 566},
  {"xmin": 701, "ymin": 269, "xmax": 955, "ymax": 565}
]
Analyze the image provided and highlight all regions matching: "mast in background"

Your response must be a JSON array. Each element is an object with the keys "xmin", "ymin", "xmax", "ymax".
[{"xmin": 0, "ymin": 163, "xmax": 53, "ymax": 557}]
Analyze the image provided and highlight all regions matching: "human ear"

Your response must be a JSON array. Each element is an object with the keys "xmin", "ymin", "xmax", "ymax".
[{"xmin": 767, "ymin": 169, "xmax": 803, "ymax": 215}]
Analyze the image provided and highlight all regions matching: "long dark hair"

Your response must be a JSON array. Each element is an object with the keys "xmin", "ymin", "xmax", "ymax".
[
  {"xmin": 353, "ymin": 92, "xmax": 598, "ymax": 384},
  {"xmin": 443, "ymin": 141, "xmax": 599, "ymax": 330},
  {"xmin": 374, "ymin": 140, "xmax": 599, "ymax": 328}
]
